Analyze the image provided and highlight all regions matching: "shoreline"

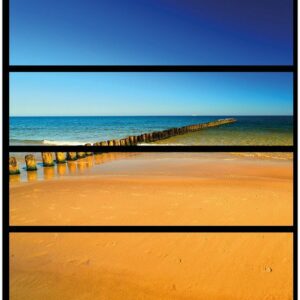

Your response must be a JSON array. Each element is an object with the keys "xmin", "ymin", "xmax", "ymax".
[
  {"xmin": 10, "ymin": 115, "xmax": 294, "ymax": 147},
  {"xmin": 10, "ymin": 152, "xmax": 293, "ymax": 183},
  {"xmin": 10, "ymin": 152, "xmax": 293, "ymax": 226}
]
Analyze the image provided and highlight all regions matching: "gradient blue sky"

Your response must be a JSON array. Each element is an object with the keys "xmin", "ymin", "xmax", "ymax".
[
  {"xmin": 10, "ymin": 0, "xmax": 293, "ymax": 65},
  {"xmin": 10, "ymin": 73, "xmax": 293, "ymax": 116}
]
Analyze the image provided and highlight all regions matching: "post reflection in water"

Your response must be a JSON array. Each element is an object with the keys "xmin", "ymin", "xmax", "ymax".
[
  {"xmin": 9, "ymin": 174, "xmax": 21, "ymax": 184},
  {"xmin": 86, "ymin": 156, "xmax": 94, "ymax": 168},
  {"xmin": 10, "ymin": 153, "xmax": 138, "ymax": 183},
  {"xmin": 43, "ymin": 167, "xmax": 55, "ymax": 180},
  {"xmin": 57, "ymin": 163, "xmax": 67, "ymax": 176},
  {"xmin": 27, "ymin": 171, "xmax": 38, "ymax": 182},
  {"xmin": 77, "ymin": 159, "xmax": 88, "ymax": 173},
  {"xmin": 94, "ymin": 154, "xmax": 103, "ymax": 165},
  {"xmin": 67, "ymin": 161, "xmax": 77, "ymax": 175}
]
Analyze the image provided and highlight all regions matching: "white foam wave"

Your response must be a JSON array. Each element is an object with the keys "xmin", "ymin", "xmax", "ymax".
[
  {"xmin": 43, "ymin": 140, "xmax": 86, "ymax": 145},
  {"xmin": 138, "ymin": 143, "xmax": 184, "ymax": 146}
]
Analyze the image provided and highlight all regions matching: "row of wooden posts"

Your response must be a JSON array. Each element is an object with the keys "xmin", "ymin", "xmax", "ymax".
[
  {"xmin": 9, "ymin": 118, "xmax": 236, "ymax": 175},
  {"xmin": 94, "ymin": 118, "xmax": 236, "ymax": 146},
  {"xmin": 9, "ymin": 152, "xmax": 93, "ymax": 175}
]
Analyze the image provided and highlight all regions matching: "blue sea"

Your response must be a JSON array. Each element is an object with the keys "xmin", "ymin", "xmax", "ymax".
[{"xmin": 9, "ymin": 116, "xmax": 293, "ymax": 146}]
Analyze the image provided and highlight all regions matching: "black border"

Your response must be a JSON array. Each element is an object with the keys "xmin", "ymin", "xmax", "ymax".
[
  {"xmin": 8, "ymin": 145, "xmax": 294, "ymax": 152},
  {"xmin": 4, "ymin": 0, "xmax": 297, "ymax": 299},
  {"xmin": 8, "ymin": 65, "xmax": 295, "ymax": 72},
  {"xmin": 9, "ymin": 226, "xmax": 294, "ymax": 233},
  {"xmin": 3, "ymin": 0, "xmax": 9, "ymax": 299}
]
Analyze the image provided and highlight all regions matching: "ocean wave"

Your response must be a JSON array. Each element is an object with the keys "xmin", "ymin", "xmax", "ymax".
[
  {"xmin": 43, "ymin": 140, "xmax": 86, "ymax": 145},
  {"xmin": 10, "ymin": 138, "xmax": 44, "ymax": 145},
  {"xmin": 138, "ymin": 143, "xmax": 184, "ymax": 146},
  {"xmin": 10, "ymin": 139, "xmax": 86, "ymax": 145}
]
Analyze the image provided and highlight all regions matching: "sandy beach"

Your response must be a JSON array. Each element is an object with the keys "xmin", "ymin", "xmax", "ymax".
[
  {"xmin": 10, "ymin": 233, "xmax": 293, "ymax": 300},
  {"xmin": 10, "ymin": 152, "xmax": 293, "ymax": 226}
]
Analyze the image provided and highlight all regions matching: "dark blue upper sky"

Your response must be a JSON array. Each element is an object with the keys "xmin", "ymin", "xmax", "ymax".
[{"xmin": 10, "ymin": 0, "xmax": 293, "ymax": 65}]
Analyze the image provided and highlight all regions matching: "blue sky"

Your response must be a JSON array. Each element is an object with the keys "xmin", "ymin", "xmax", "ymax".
[
  {"xmin": 10, "ymin": 0, "xmax": 293, "ymax": 65},
  {"xmin": 10, "ymin": 73, "xmax": 293, "ymax": 116}
]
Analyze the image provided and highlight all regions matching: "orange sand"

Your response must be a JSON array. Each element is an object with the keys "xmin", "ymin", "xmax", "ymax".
[
  {"xmin": 10, "ymin": 233, "xmax": 293, "ymax": 300},
  {"xmin": 10, "ymin": 153, "xmax": 293, "ymax": 225}
]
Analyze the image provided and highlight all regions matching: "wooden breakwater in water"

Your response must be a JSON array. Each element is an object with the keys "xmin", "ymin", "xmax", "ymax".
[
  {"xmin": 94, "ymin": 118, "xmax": 237, "ymax": 146},
  {"xmin": 9, "ymin": 118, "xmax": 236, "ymax": 175}
]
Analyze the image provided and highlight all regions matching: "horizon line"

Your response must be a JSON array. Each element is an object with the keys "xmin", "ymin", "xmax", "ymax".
[{"xmin": 10, "ymin": 114, "xmax": 293, "ymax": 117}]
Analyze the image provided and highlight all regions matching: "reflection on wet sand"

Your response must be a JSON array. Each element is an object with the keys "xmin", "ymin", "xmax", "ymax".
[
  {"xmin": 9, "ymin": 174, "xmax": 21, "ymax": 183},
  {"xmin": 94, "ymin": 152, "xmax": 139, "ymax": 165},
  {"xmin": 57, "ymin": 164, "xmax": 67, "ymax": 176},
  {"xmin": 10, "ymin": 153, "xmax": 144, "ymax": 183},
  {"xmin": 67, "ymin": 162, "xmax": 77, "ymax": 175},
  {"xmin": 77, "ymin": 160, "xmax": 88, "ymax": 173},
  {"xmin": 86, "ymin": 156, "xmax": 94, "ymax": 168},
  {"xmin": 10, "ymin": 153, "xmax": 293, "ymax": 226},
  {"xmin": 43, "ymin": 167, "xmax": 55, "ymax": 180},
  {"xmin": 26, "ymin": 171, "xmax": 38, "ymax": 182},
  {"xmin": 11, "ymin": 152, "xmax": 290, "ymax": 184}
]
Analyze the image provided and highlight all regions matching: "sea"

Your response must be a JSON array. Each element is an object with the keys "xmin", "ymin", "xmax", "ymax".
[{"xmin": 9, "ymin": 116, "xmax": 293, "ymax": 146}]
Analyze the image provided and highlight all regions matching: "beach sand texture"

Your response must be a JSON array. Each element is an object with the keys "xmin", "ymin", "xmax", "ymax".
[
  {"xmin": 10, "ymin": 233, "xmax": 292, "ymax": 300},
  {"xmin": 9, "ymin": 153, "xmax": 293, "ymax": 226}
]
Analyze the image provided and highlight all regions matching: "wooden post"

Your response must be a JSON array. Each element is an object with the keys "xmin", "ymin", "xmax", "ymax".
[
  {"xmin": 25, "ymin": 154, "xmax": 37, "ymax": 171},
  {"xmin": 152, "ymin": 132, "xmax": 158, "ymax": 141},
  {"xmin": 42, "ymin": 152, "xmax": 54, "ymax": 167},
  {"xmin": 9, "ymin": 157, "xmax": 20, "ymax": 175},
  {"xmin": 115, "ymin": 118, "xmax": 236, "ymax": 145},
  {"xmin": 137, "ymin": 135, "xmax": 143, "ymax": 143},
  {"xmin": 149, "ymin": 133, "xmax": 154, "ymax": 142},
  {"xmin": 142, "ymin": 134, "xmax": 147, "ymax": 142},
  {"xmin": 163, "ymin": 130, "xmax": 168, "ymax": 138},
  {"xmin": 125, "ymin": 137, "xmax": 131, "ymax": 146},
  {"xmin": 129, "ymin": 136, "xmax": 135, "ymax": 145},
  {"xmin": 67, "ymin": 152, "xmax": 77, "ymax": 161},
  {"xmin": 55, "ymin": 152, "xmax": 66, "ymax": 164}
]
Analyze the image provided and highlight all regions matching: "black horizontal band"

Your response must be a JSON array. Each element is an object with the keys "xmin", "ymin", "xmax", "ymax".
[
  {"xmin": 9, "ymin": 65, "xmax": 294, "ymax": 72},
  {"xmin": 9, "ymin": 226, "xmax": 294, "ymax": 233},
  {"xmin": 8, "ymin": 145, "xmax": 294, "ymax": 152}
]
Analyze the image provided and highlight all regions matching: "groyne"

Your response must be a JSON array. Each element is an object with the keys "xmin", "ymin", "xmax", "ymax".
[
  {"xmin": 95, "ymin": 118, "xmax": 236, "ymax": 146},
  {"xmin": 9, "ymin": 118, "xmax": 236, "ymax": 174}
]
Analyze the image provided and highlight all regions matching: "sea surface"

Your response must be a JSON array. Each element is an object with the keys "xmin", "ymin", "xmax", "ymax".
[{"xmin": 9, "ymin": 116, "xmax": 293, "ymax": 146}]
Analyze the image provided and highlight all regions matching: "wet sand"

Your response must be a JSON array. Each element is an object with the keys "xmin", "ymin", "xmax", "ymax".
[
  {"xmin": 10, "ymin": 153, "xmax": 293, "ymax": 225},
  {"xmin": 10, "ymin": 233, "xmax": 293, "ymax": 300}
]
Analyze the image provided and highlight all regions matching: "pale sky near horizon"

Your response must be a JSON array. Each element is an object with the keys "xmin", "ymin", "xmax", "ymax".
[{"xmin": 10, "ymin": 73, "xmax": 293, "ymax": 116}]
